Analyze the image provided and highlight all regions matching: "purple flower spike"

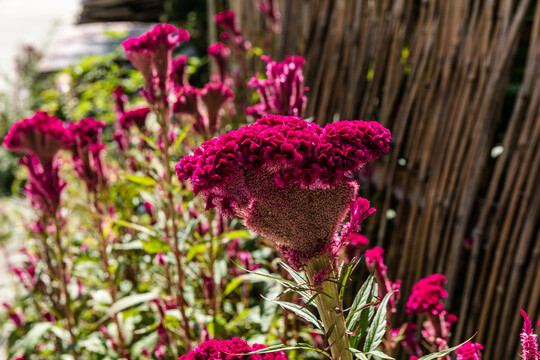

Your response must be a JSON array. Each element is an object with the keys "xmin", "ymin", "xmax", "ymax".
[
  {"xmin": 176, "ymin": 115, "xmax": 391, "ymax": 268},
  {"xmin": 179, "ymin": 338, "xmax": 287, "ymax": 360},
  {"xmin": 406, "ymin": 274, "xmax": 448, "ymax": 316},
  {"xmin": 3, "ymin": 111, "xmax": 72, "ymax": 164},
  {"xmin": 247, "ymin": 55, "xmax": 308, "ymax": 118},
  {"xmin": 521, "ymin": 309, "xmax": 540, "ymax": 360}
]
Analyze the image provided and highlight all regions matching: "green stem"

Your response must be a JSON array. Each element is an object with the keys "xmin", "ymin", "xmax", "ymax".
[{"xmin": 305, "ymin": 254, "xmax": 352, "ymax": 360}]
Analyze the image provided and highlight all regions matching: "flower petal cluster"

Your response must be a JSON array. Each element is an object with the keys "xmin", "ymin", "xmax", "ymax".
[
  {"xmin": 179, "ymin": 338, "xmax": 287, "ymax": 360},
  {"xmin": 247, "ymin": 56, "xmax": 308, "ymax": 118},
  {"xmin": 215, "ymin": 11, "xmax": 251, "ymax": 52},
  {"xmin": 2, "ymin": 111, "xmax": 72, "ymax": 164},
  {"xmin": 456, "ymin": 342, "xmax": 483, "ymax": 360},
  {"xmin": 20, "ymin": 154, "xmax": 65, "ymax": 216},
  {"xmin": 174, "ymin": 83, "xmax": 233, "ymax": 138},
  {"xmin": 176, "ymin": 115, "xmax": 390, "ymax": 268},
  {"xmin": 68, "ymin": 118, "xmax": 107, "ymax": 192},
  {"xmin": 208, "ymin": 42, "xmax": 231, "ymax": 83},
  {"xmin": 171, "ymin": 55, "xmax": 189, "ymax": 88},
  {"xmin": 406, "ymin": 274, "xmax": 448, "ymax": 316},
  {"xmin": 364, "ymin": 247, "xmax": 401, "ymax": 312},
  {"xmin": 521, "ymin": 309, "xmax": 540, "ymax": 360},
  {"xmin": 122, "ymin": 24, "xmax": 190, "ymax": 103},
  {"xmin": 119, "ymin": 108, "xmax": 151, "ymax": 130}
]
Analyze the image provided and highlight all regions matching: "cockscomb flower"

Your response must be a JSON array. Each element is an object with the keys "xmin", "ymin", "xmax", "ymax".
[
  {"xmin": 456, "ymin": 342, "xmax": 483, "ymax": 360},
  {"xmin": 215, "ymin": 11, "xmax": 251, "ymax": 52},
  {"xmin": 112, "ymin": 86, "xmax": 128, "ymax": 117},
  {"xmin": 208, "ymin": 42, "xmax": 230, "ymax": 83},
  {"xmin": 171, "ymin": 55, "xmax": 189, "ymax": 88},
  {"xmin": 179, "ymin": 338, "xmax": 287, "ymax": 360},
  {"xmin": 19, "ymin": 154, "xmax": 65, "ymax": 216},
  {"xmin": 521, "ymin": 309, "xmax": 540, "ymax": 360},
  {"xmin": 406, "ymin": 274, "xmax": 448, "ymax": 316},
  {"xmin": 200, "ymin": 82, "xmax": 234, "ymax": 135},
  {"xmin": 364, "ymin": 247, "xmax": 401, "ymax": 312},
  {"xmin": 122, "ymin": 24, "xmax": 190, "ymax": 103},
  {"xmin": 2, "ymin": 111, "xmax": 72, "ymax": 164},
  {"xmin": 258, "ymin": 0, "xmax": 280, "ymax": 32},
  {"xmin": 68, "ymin": 118, "xmax": 107, "ymax": 192},
  {"xmin": 175, "ymin": 115, "xmax": 391, "ymax": 268},
  {"xmin": 247, "ymin": 55, "xmax": 308, "ymax": 118},
  {"xmin": 119, "ymin": 107, "xmax": 151, "ymax": 130}
]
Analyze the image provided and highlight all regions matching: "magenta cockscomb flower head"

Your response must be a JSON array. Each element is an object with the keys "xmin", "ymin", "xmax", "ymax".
[
  {"xmin": 208, "ymin": 42, "xmax": 230, "ymax": 82},
  {"xmin": 179, "ymin": 338, "xmax": 288, "ymax": 360},
  {"xmin": 247, "ymin": 55, "xmax": 308, "ymax": 118},
  {"xmin": 68, "ymin": 118, "xmax": 107, "ymax": 193},
  {"xmin": 521, "ymin": 309, "xmax": 540, "ymax": 360},
  {"xmin": 364, "ymin": 247, "xmax": 401, "ymax": 312},
  {"xmin": 122, "ymin": 24, "xmax": 190, "ymax": 103},
  {"xmin": 171, "ymin": 55, "xmax": 189, "ymax": 88},
  {"xmin": 215, "ymin": 11, "xmax": 251, "ymax": 52},
  {"xmin": 119, "ymin": 107, "xmax": 151, "ymax": 130},
  {"xmin": 112, "ymin": 86, "xmax": 128, "ymax": 117},
  {"xmin": 456, "ymin": 342, "xmax": 483, "ymax": 360},
  {"xmin": 258, "ymin": 0, "xmax": 280, "ymax": 33},
  {"xmin": 200, "ymin": 82, "xmax": 234, "ymax": 135},
  {"xmin": 19, "ymin": 154, "xmax": 65, "ymax": 216},
  {"xmin": 3, "ymin": 111, "xmax": 72, "ymax": 164},
  {"xmin": 406, "ymin": 274, "xmax": 448, "ymax": 316},
  {"xmin": 175, "ymin": 115, "xmax": 391, "ymax": 269},
  {"xmin": 215, "ymin": 11, "xmax": 240, "ymax": 36}
]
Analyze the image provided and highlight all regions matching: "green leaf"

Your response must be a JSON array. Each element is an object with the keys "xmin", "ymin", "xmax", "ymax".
[
  {"xmin": 347, "ymin": 275, "xmax": 376, "ymax": 330},
  {"xmin": 22, "ymin": 322, "xmax": 52, "ymax": 350},
  {"xmin": 367, "ymin": 350, "xmax": 394, "ymax": 359},
  {"xmin": 109, "ymin": 218, "xmax": 157, "ymax": 237},
  {"xmin": 241, "ymin": 343, "xmax": 331, "ymax": 358},
  {"xmin": 223, "ymin": 276, "xmax": 246, "ymax": 296},
  {"xmin": 263, "ymin": 296, "xmax": 323, "ymax": 330},
  {"xmin": 122, "ymin": 174, "xmax": 157, "ymax": 187},
  {"xmin": 140, "ymin": 239, "xmax": 171, "ymax": 254},
  {"xmin": 339, "ymin": 259, "xmax": 360, "ymax": 299},
  {"xmin": 417, "ymin": 336, "xmax": 476, "ymax": 360},
  {"xmin": 347, "ymin": 348, "xmax": 369, "ymax": 360},
  {"xmin": 105, "ymin": 292, "xmax": 159, "ymax": 319},
  {"xmin": 172, "ymin": 124, "xmax": 191, "ymax": 150},
  {"xmin": 112, "ymin": 240, "xmax": 144, "ymax": 251},
  {"xmin": 224, "ymin": 230, "xmax": 252, "ymax": 239},
  {"xmin": 280, "ymin": 262, "xmax": 311, "ymax": 302},
  {"xmin": 186, "ymin": 243, "xmax": 206, "ymax": 261},
  {"xmin": 363, "ymin": 291, "xmax": 395, "ymax": 354}
]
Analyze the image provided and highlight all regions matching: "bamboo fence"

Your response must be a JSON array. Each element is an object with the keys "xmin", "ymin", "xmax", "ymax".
[{"xmin": 219, "ymin": 0, "xmax": 540, "ymax": 358}]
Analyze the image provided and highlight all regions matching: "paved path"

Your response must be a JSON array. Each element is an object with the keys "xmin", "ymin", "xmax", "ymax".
[{"xmin": 0, "ymin": 0, "xmax": 80, "ymax": 91}]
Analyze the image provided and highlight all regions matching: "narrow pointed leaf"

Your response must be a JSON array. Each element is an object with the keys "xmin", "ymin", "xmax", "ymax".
[
  {"xmin": 367, "ymin": 350, "xmax": 395, "ymax": 359},
  {"xmin": 241, "ymin": 343, "xmax": 331, "ymax": 358},
  {"xmin": 263, "ymin": 296, "xmax": 323, "ymax": 330},
  {"xmin": 362, "ymin": 291, "xmax": 395, "ymax": 354},
  {"xmin": 346, "ymin": 275, "xmax": 376, "ymax": 329},
  {"xmin": 347, "ymin": 348, "xmax": 369, "ymax": 360},
  {"xmin": 417, "ymin": 336, "xmax": 476, "ymax": 360}
]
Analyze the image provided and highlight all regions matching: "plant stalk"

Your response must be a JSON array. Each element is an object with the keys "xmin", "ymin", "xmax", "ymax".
[{"xmin": 305, "ymin": 254, "xmax": 352, "ymax": 360}]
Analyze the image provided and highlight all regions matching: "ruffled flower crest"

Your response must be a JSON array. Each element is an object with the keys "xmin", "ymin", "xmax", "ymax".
[{"xmin": 176, "ymin": 115, "xmax": 391, "ymax": 268}]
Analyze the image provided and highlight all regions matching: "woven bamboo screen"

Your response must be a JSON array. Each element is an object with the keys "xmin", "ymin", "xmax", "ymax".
[{"xmin": 216, "ymin": 0, "xmax": 540, "ymax": 358}]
